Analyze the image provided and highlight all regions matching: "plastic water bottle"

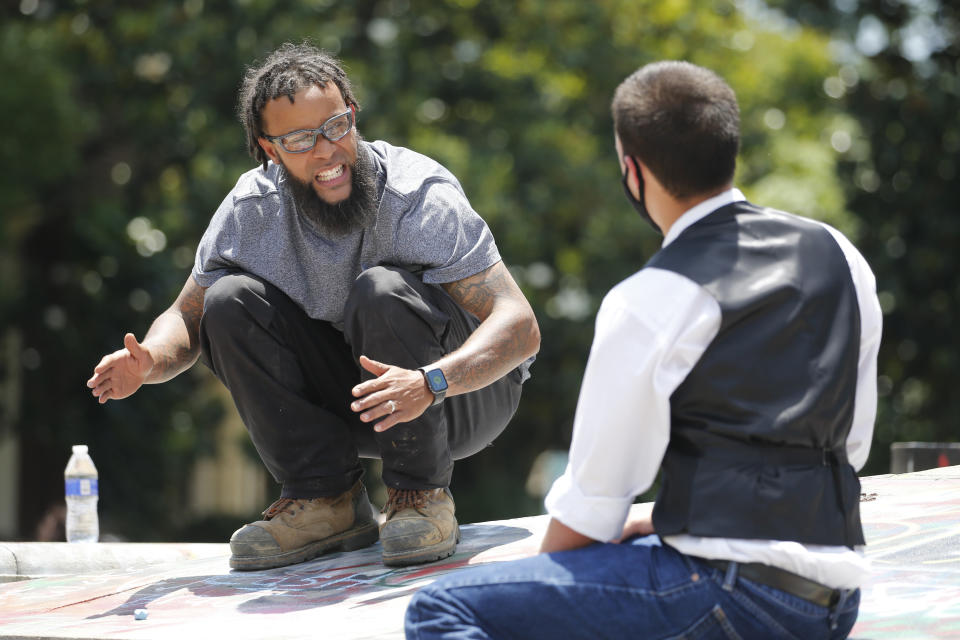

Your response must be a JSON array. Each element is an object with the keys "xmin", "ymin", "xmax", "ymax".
[{"xmin": 64, "ymin": 444, "xmax": 99, "ymax": 543}]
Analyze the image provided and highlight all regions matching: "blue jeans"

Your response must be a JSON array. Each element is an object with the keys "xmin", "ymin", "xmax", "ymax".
[{"xmin": 405, "ymin": 535, "xmax": 859, "ymax": 639}]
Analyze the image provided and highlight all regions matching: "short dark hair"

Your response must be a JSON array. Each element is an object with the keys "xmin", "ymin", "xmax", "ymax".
[
  {"xmin": 237, "ymin": 42, "xmax": 360, "ymax": 169},
  {"xmin": 611, "ymin": 61, "xmax": 740, "ymax": 200}
]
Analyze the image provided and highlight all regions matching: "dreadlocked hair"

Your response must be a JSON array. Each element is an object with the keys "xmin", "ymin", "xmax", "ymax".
[{"xmin": 237, "ymin": 42, "xmax": 360, "ymax": 170}]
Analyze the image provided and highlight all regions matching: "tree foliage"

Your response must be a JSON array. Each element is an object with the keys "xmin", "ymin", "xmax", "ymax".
[{"xmin": 2, "ymin": 0, "xmax": 950, "ymax": 539}]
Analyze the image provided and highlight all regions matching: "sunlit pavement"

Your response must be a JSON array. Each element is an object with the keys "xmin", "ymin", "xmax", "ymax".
[{"xmin": 1, "ymin": 467, "xmax": 958, "ymax": 640}]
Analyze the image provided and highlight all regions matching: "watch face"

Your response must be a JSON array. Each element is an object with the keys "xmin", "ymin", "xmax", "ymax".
[{"xmin": 426, "ymin": 369, "xmax": 448, "ymax": 392}]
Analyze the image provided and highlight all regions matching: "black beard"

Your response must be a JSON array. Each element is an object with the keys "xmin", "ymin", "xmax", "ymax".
[{"xmin": 281, "ymin": 145, "xmax": 377, "ymax": 237}]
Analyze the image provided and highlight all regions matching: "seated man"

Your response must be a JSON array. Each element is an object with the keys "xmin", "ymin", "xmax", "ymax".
[
  {"xmin": 405, "ymin": 60, "xmax": 881, "ymax": 639},
  {"xmin": 87, "ymin": 43, "xmax": 540, "ymax": 570}
]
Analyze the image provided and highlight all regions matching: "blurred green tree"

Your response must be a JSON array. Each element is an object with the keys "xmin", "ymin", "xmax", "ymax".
[{"xmin": 1, "ymin": 0, "xmax": 909, "ymax": 539}]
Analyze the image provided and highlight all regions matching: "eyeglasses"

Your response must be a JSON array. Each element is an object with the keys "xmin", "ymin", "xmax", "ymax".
[{"xmin": 263, "ymin": 109, "xmax": 354, "ymax": 153}]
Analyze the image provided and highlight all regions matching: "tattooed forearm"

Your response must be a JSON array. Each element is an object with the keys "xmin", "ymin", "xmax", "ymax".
[
  {"xmin": 147, "ymin": 339, "xmax": 198, "ymax": 380},
  {"xmin": 451, "ymin": 312, "xmax": 537, "ymax": 390},
  {"xmin": 439, "ymin": 262, "xmax": 540, "ymax": 395},
  {"xmin": 142, "ymin": 276, "xmax": 205, "ymax": 382}
]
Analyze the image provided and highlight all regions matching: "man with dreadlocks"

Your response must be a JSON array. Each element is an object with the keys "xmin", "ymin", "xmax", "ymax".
[{"xmin": 87, "ymin": 43, "xmax": 540, "ymax": 569}]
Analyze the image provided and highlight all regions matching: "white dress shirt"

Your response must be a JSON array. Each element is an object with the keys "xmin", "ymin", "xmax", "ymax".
[{"xmin": 545, "ymin": 189, "xmax": 883, "ymax": 589}]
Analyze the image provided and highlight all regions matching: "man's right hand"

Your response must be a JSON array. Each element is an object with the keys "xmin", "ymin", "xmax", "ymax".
[{"xmin": 86, "ymin": 333, "xmax": 155, "ymax": 404}]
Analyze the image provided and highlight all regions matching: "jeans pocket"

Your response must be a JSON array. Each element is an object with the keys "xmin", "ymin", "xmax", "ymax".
[{"xmin": 665, "ymin": 605, "xmax": 744, "ymax": 640}]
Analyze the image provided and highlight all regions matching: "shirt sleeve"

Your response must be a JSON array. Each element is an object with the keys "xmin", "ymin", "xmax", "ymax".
[
  {"xmin": 544, "ymin": 268, "xmax": 721, "ymax": 542},
  {"xmin": 822, "ymin": 226, "xmax": 882, "ymax": 471},
  {"xmin": 193, "ymin": 191, "xmax": 240, "ymax": 288},
  {"xmin": 395, "ymin": 180, "xmax": 501, "ymax": 284}
]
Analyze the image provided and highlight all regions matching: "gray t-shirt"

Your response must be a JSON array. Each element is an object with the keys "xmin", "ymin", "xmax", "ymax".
[{"xmin": 193, "ymin": 140, "xmax": 501, "ymax": 327}]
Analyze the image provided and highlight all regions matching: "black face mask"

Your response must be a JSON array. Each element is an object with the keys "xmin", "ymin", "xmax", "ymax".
[{"xmin": 621, "ymin": 157, "xmax": 661, "ymax": 235}]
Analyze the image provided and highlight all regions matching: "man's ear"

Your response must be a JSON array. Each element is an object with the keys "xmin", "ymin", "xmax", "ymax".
[
  {"xmin": 623, "ymin": 155, "xmax": 643, "ymax": 198},
  {"xmin": 258, "ymin": 137, "xmax": 280, "ymax": 164}
]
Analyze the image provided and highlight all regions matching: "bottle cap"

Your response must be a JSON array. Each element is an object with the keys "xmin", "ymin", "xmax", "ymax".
[{"xmin": 72, "ymin": 444, "xmax": 88, "ymax": 454}]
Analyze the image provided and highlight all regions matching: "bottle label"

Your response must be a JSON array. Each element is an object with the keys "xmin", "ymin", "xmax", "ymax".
[{"xmin": 65, "ymin": 478, "xmax": 99, "ymax": 497}]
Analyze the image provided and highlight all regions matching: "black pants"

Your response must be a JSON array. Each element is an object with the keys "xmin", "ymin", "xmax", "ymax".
[{"xmin": 199, "ymin": 266, "xmax": 523, "ymax": 498}]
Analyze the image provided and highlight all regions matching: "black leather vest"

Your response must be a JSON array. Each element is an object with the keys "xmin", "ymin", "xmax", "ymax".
[{"xmin": 647, "ymin": 201, "xmax": 865, "ymax": 547}]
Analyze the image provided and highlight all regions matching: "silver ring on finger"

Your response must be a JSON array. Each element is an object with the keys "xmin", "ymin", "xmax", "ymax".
[{"xmin": 386, "ymin": 400, "xmax": 397, "ymax": 414}]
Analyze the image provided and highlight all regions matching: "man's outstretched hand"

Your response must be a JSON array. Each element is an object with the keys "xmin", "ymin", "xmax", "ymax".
[
  {"xmin": 86, "ymin": 333, "xmax": 154, "ymax": 404},
  {"xmin": 350, "ymin": 355, "xmax": 434, "ymax": 432}
]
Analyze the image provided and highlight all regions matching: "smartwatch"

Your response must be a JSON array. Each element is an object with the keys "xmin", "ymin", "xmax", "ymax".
[{"xmin": 418, "ymin": 366, "xmax": 448, "ymax": 406}]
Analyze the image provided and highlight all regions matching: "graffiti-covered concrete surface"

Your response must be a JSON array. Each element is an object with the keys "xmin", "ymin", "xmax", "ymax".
[
  {"xmin": 0, "ymin": 467, "xmax": 957, "ymax": 639},
  {"xmin": 0, "ymin": 518, "xmax": 540, "ymax": 639},
  {"xmin": 852, "ymin": 465, "xmax": 960, "ymax": 639}
]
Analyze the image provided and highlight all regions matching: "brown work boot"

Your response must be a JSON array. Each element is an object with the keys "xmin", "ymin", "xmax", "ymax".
[
  {"xmin": 229, "ymin": 480, "xmax": 379, "ymax": 571},
  {"xmin": 379, "ymin": 487, "xmax": 460, "ymax": 567}
]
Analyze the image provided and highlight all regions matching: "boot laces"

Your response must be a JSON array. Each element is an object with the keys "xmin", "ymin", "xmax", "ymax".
[
  {"xmin": 262, "ymin": 497, "xmax": 299, "ymax": 520},
  {"xmin": 382, "ymin": 488, "xmax": 431, "ymax": 514}
]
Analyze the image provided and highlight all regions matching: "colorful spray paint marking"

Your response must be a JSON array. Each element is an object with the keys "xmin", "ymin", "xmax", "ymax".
[
  {"xmin": 852, "ymin": 467, "xmax": 960, "ymax": 639},
  {"xmin": 0, "ymin": 520, "xmax": 539, "ymax": 640},
  {"xmin": 0, "ymin": 468, "xmax": 957, "ymax": 639}
]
